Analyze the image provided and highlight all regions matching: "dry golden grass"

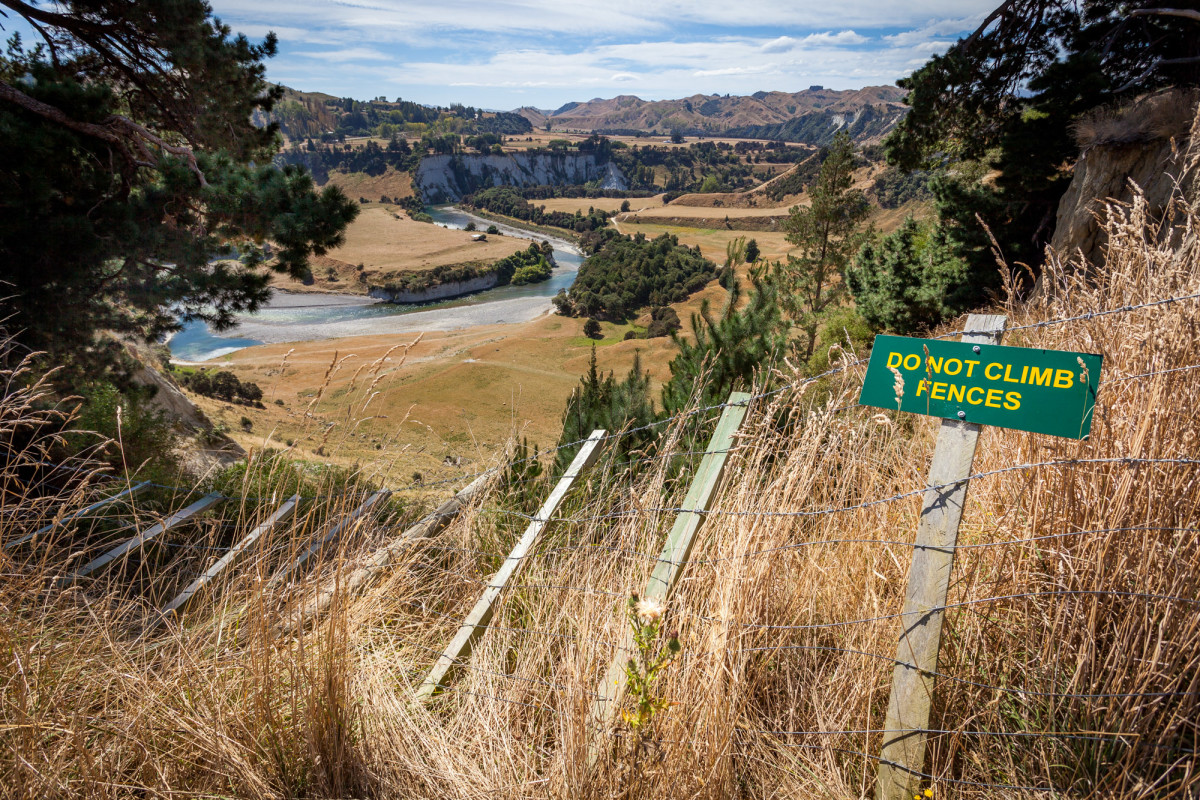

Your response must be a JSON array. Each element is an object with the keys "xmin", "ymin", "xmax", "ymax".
[
  {"xmin": 535, "ymin": 196, "xmax": 663, "ymax": 215},
  {"xmin": 1072, "ymin": 90, "xmax": 1199, "ymax": 149},
  {"xmin": 327, "ymin": 205, "xmax": 527, "ymax": 274},
  {"xmin": 322, "ymin": 167, "xmax": 416, "ymax": 204},
  {"xmin": 3, "ymin": 187, "xmax": 1198, "ymax": 799}
]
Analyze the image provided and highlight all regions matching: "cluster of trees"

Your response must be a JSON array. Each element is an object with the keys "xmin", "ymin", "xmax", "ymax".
[
  {"xmin": 852, "ymin": 0, "xmax": 1200, "ymax": 333},
  {"xmin": 608, "ymin": 140, "xmax": 769, "ymax": 192},
  {"xmin": 266, "ymin": 93, "xmax": 531, "ymax": 141},
  {"xmin": 496, "ymin": 242, "xmax": 555, "ymax": 285},
  {"xmin": 0, "ymin": 0, "xmax": 360, "ymax": 385},
  {"xmin": 462, "ymin": 186, "xmax": 615, "ymax": 233},
  {"xmin": 555, "ymin": 232, "xmax": 716, "ymax": 320},
  {"xmin": 177, "ymin": 370, "xmax": 264, "ymax": 406},
  {"xmin": 277, "ymin": 137, "xmax": 418, "ymax": 182},
  {"xmin": 503, "ymin": 185, "xmax": 656, "ymax": 201},
  {"xmin": 380, "ymin": 241, "xmax": 554, "ymax": 295}
]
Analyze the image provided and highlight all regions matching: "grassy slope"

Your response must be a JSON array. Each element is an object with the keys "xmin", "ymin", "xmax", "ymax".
[{"xmin": 3, "ymin": 191, "xmax": 1197, "ymax": 798}]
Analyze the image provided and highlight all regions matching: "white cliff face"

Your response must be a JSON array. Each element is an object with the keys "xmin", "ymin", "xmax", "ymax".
[
  {"xmin": 367, "ymin": 273, "xmax": 500, "ymax": 303},
  {"xmin": 415, "ymin": 153, "xmax": 628, "ymax": 202}
]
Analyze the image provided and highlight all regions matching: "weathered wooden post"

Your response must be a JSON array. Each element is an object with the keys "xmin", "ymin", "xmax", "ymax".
[
  {"xmin": 873, "ymin": 315, "xmax": 1004, "ymax": 800},
  {"xmin": 858, "ymin": 315, "xmax": 1104, "ymax": 799},
  {"xmin": 284, "ymin": 470, "xmax": 495, "ymax": 634},
  {"xmin": 155, "ymin": 494, "xmax": 301, "ymax": 627},
  {"xmin": 588, "ymin": 392, "xmax": 750, "ymax": 761},
  {"xmin": 266, "ymin": 489, "xmax": 390, "ymax": 589},
  {"xmin": 59, "ymin": 492, "xmax": 224, "ymax": 586},
  {"xmin": 418, "ymin": 429, "xmax": 606, "ymax": 699},
  {"xmin": 8, "ymin": 480, "xmax": 152, "ymax": 550}
]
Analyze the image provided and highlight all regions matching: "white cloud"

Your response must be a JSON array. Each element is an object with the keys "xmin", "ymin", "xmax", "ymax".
[
  {"xmin": 694, "ymin": 65, "xmax": 774, "ymax": 78},
  {"xmin": 800, "ymin": 30, "xmax": 868, "ymax": 46},
  {"xmin": 292, "ymin": 47, "xmax": 392, "ymax": 62},
  {"xmin": 761, "ymin": 36, "xmax": 797, "ymax": 54},
  {"xmin": 884, "ymin": 15, "xmax": 987, "ymax": 47},
  {"xmin": 206, "ymin": 0, "xmax": 998, "ymax": 106},
  {"xmin": 213, "ymin": 1, "xmax": 997, "ymax": 39}
]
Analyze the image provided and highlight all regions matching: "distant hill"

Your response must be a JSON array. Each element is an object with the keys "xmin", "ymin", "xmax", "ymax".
[
  {"xmin": 256, "ymin": 86, "xmax": 533, "ymax": 142},
  {"xmin": 514, "ymin": 86, "xmax": 908, "ymax": 146}
]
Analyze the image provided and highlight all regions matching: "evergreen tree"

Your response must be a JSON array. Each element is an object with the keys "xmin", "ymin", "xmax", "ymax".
[
  {"xmin": 661, "ymin": 268, "xmax": 789, "ymax": 416},
  {"xmin": 556, "ymin": 348, "xmax": 656, "ymax": 472},
  {"xmin": 847, "ymin": 217, "xmax": 973, "ymax": 333},
  {"xmin": 744, "ymin": 238, "xmax": 760, "ymax": 263},
  {"xmin": 886, "ymin": 1, "xmax": 1200, "ymax": 284},
  {"xmin": 778, "ymin": 132, "xmax": 871, "ymax": 359},
  {"xmin": 0, "ymin": 1, "xmax": 359, "ymax": 380}
]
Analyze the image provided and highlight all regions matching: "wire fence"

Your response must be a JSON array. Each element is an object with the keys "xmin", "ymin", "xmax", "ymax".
[{"xmin": 5, "ymin": 290, "xmax": 1200, "ymax": 795}]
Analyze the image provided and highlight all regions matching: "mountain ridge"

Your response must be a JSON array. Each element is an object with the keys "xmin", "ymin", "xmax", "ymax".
[{"xmin": 514, "ymin": 85, "xmax": 907, "ymax": 144}]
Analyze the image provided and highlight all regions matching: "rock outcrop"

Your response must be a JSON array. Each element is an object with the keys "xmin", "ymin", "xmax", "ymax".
[
  {"xmin": 415, "ymin": 153, "xmax": 627, "ymax": 202},
  {"xmin": 1051, "ymin": 90, "xmax": 1200, "ymax": 267}
]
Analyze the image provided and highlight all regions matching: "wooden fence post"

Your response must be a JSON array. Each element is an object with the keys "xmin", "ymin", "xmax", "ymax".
[
  {"xmin": 7, "ymin": 481, "xmax": 152, "ymax": 550},
  {"xmin": 875, "ymin": 314, "xmax": 1006, "ymax": 800},
  {"xmin": 589, "ymin": 392, "xmax": 750, "ymax": 759},
  {"xmin": 154, "ymin": 494, "xmax": 301, "ymax": 628},
  {"xmin": 266, "ymin": 489, "xmax": 390, "ymax": 590},
  {"xmin": 59, "ymin": 492, "xmax": 224, "ymax": 586},
  {"xmin": 417, "ymin": 430, "xmax": 606, "ymax": 699},
  {"xmin": 284, "ymin": 471, "xmax": 495, "ymax": 634}
]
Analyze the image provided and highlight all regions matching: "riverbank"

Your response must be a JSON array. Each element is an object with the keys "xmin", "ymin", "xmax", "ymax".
[
  {"xmin": 454, "ymin": 207, "xmax": 583, "ymax": 244},
  {"xmin": 168, "ymin": 206, "xmax": 583, "ymax": 359}
]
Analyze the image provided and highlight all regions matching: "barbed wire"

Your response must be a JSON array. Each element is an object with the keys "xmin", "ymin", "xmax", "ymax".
[
  {"xmin": 11, "ymin": 290, "xmax": 1200, "ymax": 513},
  {"xmin": 469, "ymin": 456, "xmax": 1200, "ymax": 527}
]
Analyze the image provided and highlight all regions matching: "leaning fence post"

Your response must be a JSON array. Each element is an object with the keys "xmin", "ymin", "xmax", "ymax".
[
  {"xmin": 875, "ymin": 314, "xmax": 1006, "ymax": 800},
  {"xmin": 417, "ymin": 429, "xmax": 607, "ymax": 699},
  {"xmin": 588, "ymin": 391, "xmax": 750, "ymax": 762}
]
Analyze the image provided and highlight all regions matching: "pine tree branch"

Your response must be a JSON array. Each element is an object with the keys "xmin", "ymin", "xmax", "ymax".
[
  {"xmin": 0, "ymin": 80, "xmax": 208, "ymax": 186},
  {"xmin": 1129, "ymin": 8, "xmax": 1200, "ymax": 23}
]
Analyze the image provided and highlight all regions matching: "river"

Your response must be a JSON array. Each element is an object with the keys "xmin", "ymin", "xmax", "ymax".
[{"xmin": 167, "ymin": 207, "xmax": 582, "ymax": 361}]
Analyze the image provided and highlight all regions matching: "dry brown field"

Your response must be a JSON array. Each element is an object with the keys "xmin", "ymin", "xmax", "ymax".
[
  {"xmin": 197, "ymin": 311, "xmax": 683, "ymax": 486},
  {"xmin": 268, "ymin": 205, "xmax": 529, "ymax": 296},
  {"xmin": 533, "ymin": 195, "xmax": 664, "ymax": 215},
  {"xmin": 211, "ymin": 175, "xmax": 928, "ymax": 483},
  {"xmin": 203, "ymin": 213, "xmax": 774, "ymax": 481},
  {"xmin": 328, "ymin": 206, "xmax": 526, "ymax": 273},
  {"xmin": 322, "ymin": 168, "xmax": 415, "ymax": 203}
]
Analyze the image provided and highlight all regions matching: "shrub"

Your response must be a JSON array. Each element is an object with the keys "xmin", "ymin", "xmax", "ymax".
[
  {"xmin": 847, "ymin": 217, "xmax": 972, "ymax": 334},
  {"xmin": 70, "ymin": 382, "xmax": 181, "ymax": 480},
  {"xmin": 179, "ymin": 369, "xmax": 264, "ymax": 406},
  {"xmin": 645, "ymin": 306, "xmax": 681, "ymax": 338},
  {"xmin": 583, "ymin": 318, "xmax": 603, "ymax": 339}
]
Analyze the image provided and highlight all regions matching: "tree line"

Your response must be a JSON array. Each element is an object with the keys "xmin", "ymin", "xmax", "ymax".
[
  {"xmin": 462, "ymin": 186, "xmax": 616, "ymax": 233},
  {"xmin": 554, "ymin": 232, "xmax": 717, "ymax": 321}
]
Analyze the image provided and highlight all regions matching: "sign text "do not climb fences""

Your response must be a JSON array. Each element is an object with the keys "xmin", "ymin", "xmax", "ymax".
[
  {"xmin": 856, "ymin": 317, "xmax": 1103, "ymax": 800},
  {"xmin": 860, "ymin": 334, "xmax": 1103, "ymax": 439}
]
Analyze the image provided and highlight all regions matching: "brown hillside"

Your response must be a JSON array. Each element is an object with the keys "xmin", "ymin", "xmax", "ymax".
[{"xmin": 542, "ymin": 86, "xmax": 906, "ymax": 135}]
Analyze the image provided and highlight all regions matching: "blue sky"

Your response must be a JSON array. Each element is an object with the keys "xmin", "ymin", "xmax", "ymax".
[
  {"xmin": 206, "ymin": 0, "xmax": 997, "ymax": 109},
  {"xmin": 164, "ymin": 3, "xmax": 1001, "ymax": 110}
]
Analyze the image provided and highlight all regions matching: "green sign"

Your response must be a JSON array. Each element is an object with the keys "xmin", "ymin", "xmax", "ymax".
[{"xmin": 860, "ymin": 335, "xmax": 1103, "ymax": 439}]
